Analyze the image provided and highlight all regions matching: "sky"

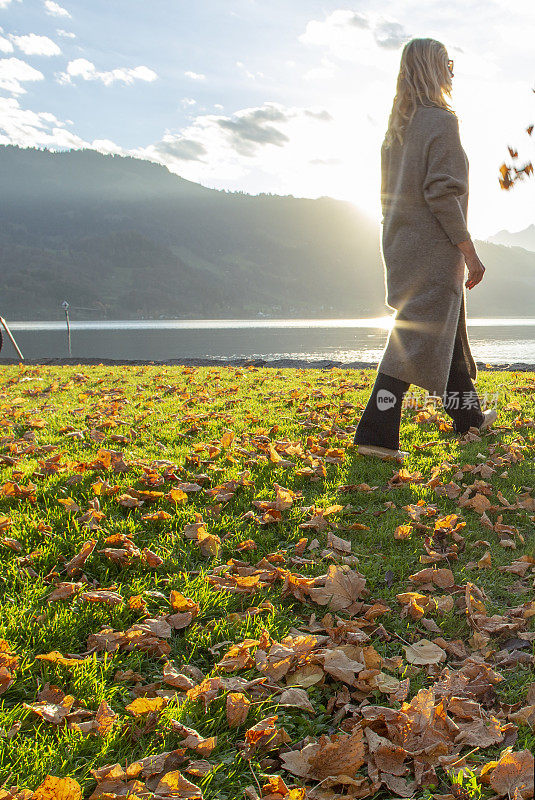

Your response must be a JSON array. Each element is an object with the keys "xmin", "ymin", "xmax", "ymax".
[{"xmin": 1, "ymin": 0, "xmax": 534, "ymax": 239}]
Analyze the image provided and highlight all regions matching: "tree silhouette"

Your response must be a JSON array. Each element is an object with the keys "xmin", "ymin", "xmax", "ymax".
[{"xmin": 498, "ymin": 86, "xmax": 534, "ymax": 189}]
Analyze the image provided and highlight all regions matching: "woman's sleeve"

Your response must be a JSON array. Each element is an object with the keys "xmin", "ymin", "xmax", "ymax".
[
  {"xmin": 380, "ymin": 142, "xmax": 388, "ymax": 221},
  {"xmin": 422, "ymin": 112, "xmax": 471, "ymax": 246}
]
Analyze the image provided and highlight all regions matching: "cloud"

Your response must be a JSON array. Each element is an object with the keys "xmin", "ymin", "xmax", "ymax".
[
  {"xmin": 347, "ymin": 12, "xmax": 370, "ymax": 29},
  {"xmin": 127, "ymin": 65, "xmax": 157, "ymax": 82},
  {"xmin": 90, "ymin": 138, "xmax": 123, "ymax": 154},
  {"xmin": 0, "ymin": 57, "xmax": 44, "ymax": 94},
  {"xmin": 11, "ymin": 34, "xmax": 62, "ymax": 56},
  {"xmin": 56, "ymin": 58, "xmax": 157, "ymax": 86},
  {"xmin": 181, "ymin": 97, "xmax": 196, "ymax": 107},
  {"xmin": 56, "ymin": 29, "xmax": 76, "ymax": 39},
  {"xmin": 299, "ymin": 9, "xmax": 412, "ymax": 69},
  {"xmin": 0, "ymin": 96, "xmax": 127, "ymax": 155},
  {"xmin": 151, "ymin": 136, "xmax": 207, "ymax": 161},
  {"xmin": 0, "ymin": 0, "xmax": 20, "ymax": 8},
  {"xmin": 132, "ymin": 101, "xmax": 337, "ymax": 195},
  {"xmin": 0, "ymin": 34, "xmax": 14, "ymax": 54},
  {"xmin": 0, "ymin": 95, "xmax": 81, "ymax": 147},
  {"xmin": 184, "ymin": 70, "xmax": 205, "ymax": 80},
  {"xmin": 236, "ymin": 61, "xmax": 264, "ymax": 80},
  {"xmin": 44, "ymin": 0, "xmax": 71, "ymax": 18},
  {"xmin": 216, "ymin": 104, "xmax": 291, "ymax": 156},
  {"xmin": 304, "ymin": 108, "xmax": 333, "ymax": 121},
  {"xmin": 303, "ymin": 57, "xmax": 338, "ymax": 82},
  {"xmin": 373, "ymin": 19, "xmax": 411, "ymax": 50}
]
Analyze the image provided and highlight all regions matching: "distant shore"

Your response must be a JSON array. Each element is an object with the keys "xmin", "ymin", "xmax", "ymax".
[{"xmin": 1, "ymin": 356, "xmax": 534, "ymax": 371}]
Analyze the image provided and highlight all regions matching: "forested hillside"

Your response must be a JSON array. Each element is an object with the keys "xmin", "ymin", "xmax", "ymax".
[{"xmin": 0, "ymin": 145, "xmax": 532, "ymax": 319}]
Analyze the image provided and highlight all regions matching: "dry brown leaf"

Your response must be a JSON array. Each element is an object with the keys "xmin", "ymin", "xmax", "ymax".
[
  {"xmin": 167, "ymin": 487, "xmax": 189, "ymax": 504},
  {"xmin": 57, "ymin": 498, "xmax": 81, "ymax": 513},
  {"xmin": 81, "ymin": 590, "xmax": 123, "ymax": 606},
  {"xmin": 64, "ymin": 539, "xmax": 96, "ymax": 576},
  {"xmin": 166, "ymin": 612, "xmax": 193, "ymax": 632},
  {"xmin": 185, "ymin": 760, "xmax": 214, "ymax": 777},
  {"xmin": 95, "ymin": 700, "xmax": 118, "ymax": 736},
  {"xmin": 509, "ymin": 705, "xmax": 535, "ymax": 729},
  {"xmin": 403, "ymin": 639, "xmax": 446, "ymax": 665},
  {"xmin": 287, "ymin": 664, "xmax": 324, "ymax": 688},
  {"xmin": 226, "ymin": 692, "xmax": 250, "ymax": 727},
  {"xmin": 47, "ymin": 582, "xmax": 84, "ymax": 602},
  {"xmin": 365, "ymin": 727, "xmax": 408, "ymax": 776},
  {"xmin": 35, "ymin": 651, "xmax": 91, "ymax": 668},
  {"xmin": 477, "ymin": 550, "xmax": 492, "ymax": 569},
  {"xmin": 277, "ymin": 687, "xmax": 314, "ymax": 713},
  {"xmin": 281, "ymin": 726, "xmax": 365, "ymax": 780},
  {"xmin": 170, "ymin": 722, "xmax": 216, "ymax": 756},
  {"xmin": 315, "ymin": 648, "xmax": 364, "ymax": 685},
  {"xmin": 326, "ymin": 531, "xmax": 352, "ymax": 554},
  {"xmin": 186, "ymin": 677, "xmax": 223, "ymax": 710},
  {"xmin": 408, "ymin": 568, "xmax": 455, "ymax": 589},
  {"xmin": 308, "ymin": 565, "xmax": 366, "ymax": 611},
  {"xmin": 163, "ymin": 662, "xmax": 195, "ymax": 690},
  {"xmin": 481, "ymin": 748, "xmax": 534, "ymax": 799},
  {"xmin": 244, "ymin": 715, "xmax": 290, "ymax": 752},
  {"xmin": 24, "ymin": 693, "xmax": 75, "ymax": 725}
]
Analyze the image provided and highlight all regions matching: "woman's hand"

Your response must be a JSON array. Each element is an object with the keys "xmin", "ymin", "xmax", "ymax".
[
  {"xmin": 457, "ymin": 238, "xmax": 486, "ymax": 289},
  {"xmin": 464, "ymin": 254, "xmax": 486, "ymax": 289}
]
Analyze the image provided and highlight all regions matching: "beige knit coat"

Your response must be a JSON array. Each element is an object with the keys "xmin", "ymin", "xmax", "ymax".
[{"xmin": 377, "ymin": 103, "xmax": 478, "ymax": 397}]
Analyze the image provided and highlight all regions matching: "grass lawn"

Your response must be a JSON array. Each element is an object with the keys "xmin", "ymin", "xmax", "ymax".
[{"xmin": 0, "ymin": 363, "xmax": 533, "ymax": 800}]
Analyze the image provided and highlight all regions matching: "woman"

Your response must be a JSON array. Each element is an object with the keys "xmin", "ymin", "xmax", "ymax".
[{"xmin": 354, "ymin": 38, "xmax": 497, "ymax": 463}]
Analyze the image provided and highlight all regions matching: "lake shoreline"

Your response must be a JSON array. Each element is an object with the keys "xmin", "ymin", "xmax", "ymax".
[{"xmin": 1, "ymin": 356, "xmax": 534, "ymax": 371}]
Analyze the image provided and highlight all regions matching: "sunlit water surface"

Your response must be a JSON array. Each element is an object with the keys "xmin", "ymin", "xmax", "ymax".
[{"xmin": 4, "ymin": 317, "xmax": 535, "ymax": 364}]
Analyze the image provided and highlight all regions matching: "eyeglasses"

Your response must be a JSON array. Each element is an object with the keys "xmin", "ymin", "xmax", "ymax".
[{"xmin": 447, "ymin": 59, "xmax": 454, "ymax": 77}]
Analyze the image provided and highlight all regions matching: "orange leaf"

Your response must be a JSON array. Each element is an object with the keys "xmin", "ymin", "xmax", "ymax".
[
  {"xmin": 33, "ymin": 776, "xmax": 82, "ymax": 800},
  {"xmin": 154, "ymin": 770, "xmax": 202, "ymax": 798},
  {"xmin": 226, "ymin": 692, "xmax": 251, "ymax": 728}
]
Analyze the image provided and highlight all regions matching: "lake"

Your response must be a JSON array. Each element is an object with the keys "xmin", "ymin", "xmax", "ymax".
[{"xmin": 3, "ymin": 317, "xmax": 535, "ymax": 365}]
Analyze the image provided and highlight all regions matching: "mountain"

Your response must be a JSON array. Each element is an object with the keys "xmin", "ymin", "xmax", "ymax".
[
  {"xmin": 0, "ymin": 144, "xmax": 533, "ymax": 320},
  {"xmin": 488, "ymin": 225, "xmax": 535, "ymax": 252}
]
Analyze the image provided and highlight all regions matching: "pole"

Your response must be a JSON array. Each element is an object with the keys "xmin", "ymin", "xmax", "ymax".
[
  {"xmin": 0, "ymin": 317, "xmax": 24, "ymax": 361},
  {"xmin": 62, "ymin": 301, "xmax": 71, "ymax": 356}
]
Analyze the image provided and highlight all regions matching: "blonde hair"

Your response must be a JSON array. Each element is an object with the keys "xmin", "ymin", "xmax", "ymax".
[{"xmin": 384, "ymin": 38, "xmax": 454, "ymax": 148}]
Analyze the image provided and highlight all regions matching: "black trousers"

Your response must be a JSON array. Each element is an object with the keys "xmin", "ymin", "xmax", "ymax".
[{"xmin": 354, "ymin": 318, "xmax": 484, "ymax": 450}]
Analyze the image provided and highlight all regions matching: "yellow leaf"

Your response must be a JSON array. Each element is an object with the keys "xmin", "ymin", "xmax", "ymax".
[
  {"xmin": 168, "ymin": 488, "xmax": 188, "ymax": 504},
  {"xmin": 33, "ymin": 776, "xmax": 82, "ymax": 800},
  {"xmin": 125, "ymin": 696, "xmax": 167, "ymax": 716}
]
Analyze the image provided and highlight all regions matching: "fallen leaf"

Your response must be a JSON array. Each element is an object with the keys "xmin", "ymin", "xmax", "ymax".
[
  {"xmin": 481, "ymin": 748, "xmax": 534, "ymax": 799},
  {"xmin": 308, "ymin": 565, "xmax": 366, "ymax": 611},
  {"xmin": 33, "ymin": 775, "xmax": 83, "ymax": 800},
  {"xmin": 125, "ymin": 697, "xmax": 167, "ymax": 716},
  {"xmin": 277, "ymin": 687, "xmax": 314, "ymax": 713},
  {"xmin": 226, "ymin": 692, "xmax": 250, "ymax": 727},
  {"xmin": 403, "ymin": 639, "xmax": 446, "ymax": 665}
]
